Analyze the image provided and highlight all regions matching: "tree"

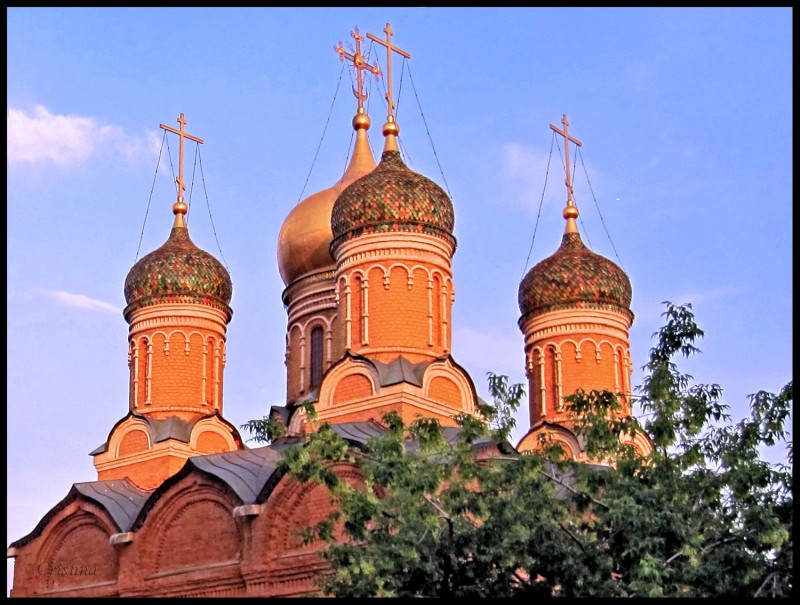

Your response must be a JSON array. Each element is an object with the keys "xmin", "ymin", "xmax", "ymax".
[{"xmin": 243, "ymin": 302, "xmax": 792, "ymax": 597}]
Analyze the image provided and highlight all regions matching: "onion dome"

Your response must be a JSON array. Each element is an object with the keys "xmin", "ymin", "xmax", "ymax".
[
  {"xmin": 518, "ymin": 231, "xmax": 631, "ymax": 318},
  {"xmin": 277, "ymin": 110, "xmax": 377, "ymax": 286},
  {"xmin": 330, "ymin": 149, "xmax": 456, "ymax": 252},
  {"xmin": 277, "ymin": 187, "xmax": 340, "ymax": 286},
  {"xmin": 124, "ymin": 224, "xmax": 232, "ymax": 318}
]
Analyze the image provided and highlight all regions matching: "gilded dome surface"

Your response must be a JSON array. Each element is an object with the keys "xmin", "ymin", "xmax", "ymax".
[
  {"xmin": 124, "ymin": 226, "xmax": 232, "ymax": 314},
  {"xmin": 330, "ymin": 150, "xmax": 455, "ymax": 250},
  {"xmin": 277, "ymin": 186, "xmax": 338, "ymax": 285},
  {"xmin": 518, "ymin": 232, "xmax": 631, "ymax": 317},
  {"xmin": 277, "ymin": 114, "xmax": 376, "ymax": 286}
]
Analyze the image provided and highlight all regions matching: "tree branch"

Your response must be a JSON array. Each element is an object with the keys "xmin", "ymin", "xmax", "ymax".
[
  {"xmin": 491, "ymin": 456, "xmax": 611, "ymax": 510},
  {"xmin": 665, "ymin": 536, "xmax": 741, "ymax": 566},
  {"xmin": 538, "ymin": 469, "xmax": 611, "ymax": 510},
  {"xmin": 753, "ymin": 572, "xmax": 777, "ymax": 598},
  {"xmin": 558, "ymin": 521, "xmax": 588, "ymax": 555}
]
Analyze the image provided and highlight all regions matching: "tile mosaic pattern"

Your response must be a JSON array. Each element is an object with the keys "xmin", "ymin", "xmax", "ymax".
[
  {"xmin": 518, "ymin": 232, "xmax": 632, "ymax": 317},
  {"xmin": 124, "ymin": 227, "xmax": 233, "ymax": 312},
  {"xmin": 331, "ymin": 150, "xmax": 456, "ymax": 248}
]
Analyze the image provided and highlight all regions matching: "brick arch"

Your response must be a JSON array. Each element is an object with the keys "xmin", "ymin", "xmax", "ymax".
[
  {"xmin": 189, "ymin": 418, "xmax": 237, "ymax": 453},
  {"xmin": 317, "ymin": 358, "xmax": 380, "ymax": 412},
  {"xmin": 517, "ymin": 426, "xmax": 581, "ymax": 459},
  {"xmin": 257, "ymin": 462, "xmax": 366, "ymax": 560},
  {"xmin": 427, "ymin": 376, "xmax": 461, "ymax": 407},
  {"xmin": 596, "ymin": 339, "xmax": 618, "ymax": 362},
  {"xmin": 299, "ymin": 314, "xmax": 334, "ymax": 334},
  {"xmin": 559, "ymin": 339, "xmax": 580, "ymax": 361},
  {"xmin": 383, "ymin": 261, "xmax": 413, "ymax": 286},
  {"xmin": 195, "ymin": 431, "xmax": 230, "ymax": 454},
  {"xmin": 332, "ymin": 372, "xmax": 374, "ymax": 405},
  {"xmin": 117, "ymin": 428, "xmax": 151, "ymax": 456},
  {"xmin": 139, "ymin": 481, "xmax": 242, "ymax": 577},
  {"xmin": 36, "ymin": 502, "xmax": 118, "ymax": 593},
  {"xmin": 422, "ymin": 362, "xmax": 478, "ymax": 415},
  {"xmin": 108, "ymin": 418, "xmax": 151, "ymax": 458},
  {"xmin": 166, "ymin": 329, "xmax": 191, "ymax": 354},
  {"xmin": 408, "ymin": 263, "xmax": 433, "ymax": 283},
  {"xmin": 622, "ymin": 430, "xmax": 653, "ymax": 458},
  {"xmin": 149, "ymin": 330, "xmax": 169, "ymax": 352}
]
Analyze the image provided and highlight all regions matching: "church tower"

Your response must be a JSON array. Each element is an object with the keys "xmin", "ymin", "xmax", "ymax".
[
  {"xmin": 277, "ymin": 27, "xmax": 379, "ymax": 407},
  {"xmin": 283, "ymin": 24, "xmax": 479, "ymax": 433},
  {"xmin": 516, "ymin": 115, "xmax": 649, "ymax": 459},
  {"xmin": 91, "ymin": 114, "xmax": 243, "ymax": 490}
]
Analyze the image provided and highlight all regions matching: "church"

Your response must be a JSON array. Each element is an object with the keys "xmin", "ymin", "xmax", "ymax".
[{"xmin": 7, "ymin": 23, "xmax": 649, "ymax": 598}]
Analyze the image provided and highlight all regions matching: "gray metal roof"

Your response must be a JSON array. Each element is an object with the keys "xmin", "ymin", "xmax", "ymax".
[
  {"xmin": 8, "ymin": 478, "xmax": 150, "ymax": 550},
  {"xmin": 187, "ymin": 445, "xmax": 287, "ymax": 504},
  {"xmin": 9, "ymin": 421, "xmax": 512, "ymax": 553},
  {"xmin": 89, "ymin": 413, "xmax": 241, "ymax": 455},
  {"xmin": 330, "ymin": 421, "xmax": 387, "ymax": 444},
  {"xmin": 150, "ymin": 415, "xmax": 195, "ymax": 443},
  {"xmin": 73, "ymin": 479, "xmax": 150, "ymax": 532},
  {"xmin": 372, "ymin": 356, "xmax": 432, "ymax": 387}
]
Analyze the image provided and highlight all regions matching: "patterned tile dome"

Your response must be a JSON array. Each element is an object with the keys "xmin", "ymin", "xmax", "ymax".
[
  {"xmin": 124, "ymin": 226, "xmax": 232, "ymax": 317},
  {"xmin": 330, "ymin": 150, "xmax": 456, "ymax": 251},
  {"xmin": 518, "ymin": 232, "xmax": 632, "ymax": 318}
]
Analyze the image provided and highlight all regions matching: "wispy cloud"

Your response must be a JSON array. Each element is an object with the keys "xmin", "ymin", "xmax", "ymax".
[
  {"xmin": 502, "ymin": 142, "xmax": 552, "ymax": 186},
  {"xmin": 670, "ymin": 285, "xmax": 747, "ymax": 307},
  {"xmin": 6, "ymin": 105, "xmax": 159, "ymax": 167},
  {"xmin": 39, "ymin": 289, "xmax": 121, "ymax": 314},
  {"xmin": 498, "ymin": 142, "xmax": 609, "ymax": 216}
]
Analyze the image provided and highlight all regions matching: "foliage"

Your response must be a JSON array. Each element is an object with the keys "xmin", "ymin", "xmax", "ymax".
[{"xmin": 243, "ymin": 302, "xmax": 792, "ymax": 597}]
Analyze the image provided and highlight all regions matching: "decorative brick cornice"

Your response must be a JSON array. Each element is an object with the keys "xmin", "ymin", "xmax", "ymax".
[
  {"xmin": 281, "ymin": 269, "xmax": 336, "ymax": 307},
  {"xmin": 333, "ymin": 232, "xmax": 454, "ymax": 272},
  {"xmin": 520, "ymin": 307, "xmax": 631, "ymax": 348},
  {"xmin": 127, "ymin": 304, "xmax": 229, "ymax": 339}
]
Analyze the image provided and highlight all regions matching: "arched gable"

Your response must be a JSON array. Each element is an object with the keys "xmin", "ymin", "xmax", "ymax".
[
  {"xmin": 517, "ymin": 424, "xmax": 582, "ymax": 460},
  {"xmin": 31, "ymin": 499, "xmax": 119, "ymax": 594},
  {"xmin": 135, "ymin": 474, "xmax": 242, "ymax": 578},
  {"xmin": 317, "ymin": 355, "xmax": 380, "ymax": 412}
]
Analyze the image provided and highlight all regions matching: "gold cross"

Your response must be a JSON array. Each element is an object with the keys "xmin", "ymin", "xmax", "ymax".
[
  {"xmin": 335, "ymin": 27, "xmax": 381, "ymax": 112},
  {"xmin": 367, "ymin": 23, "xmax": 411, "ymax": 120},
  {"xmin": 160, "ymin": 113, "xmax": 204, "ymax": 203},
  {"xmin": 549, "ymin": 114, "xmax": 582, "ymax": 207}
]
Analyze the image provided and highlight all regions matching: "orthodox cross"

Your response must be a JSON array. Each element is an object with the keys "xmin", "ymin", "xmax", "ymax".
[
  {"xmin": 160, "ymin": 113, "xmax": 204, "ymax": 204},
  {"xmin": 367, "ymin": 23, "xmax": 411, "ymax": 121},
  {"xmin": 549, "ymin": 114, "xmax": 582, "ymax": 208},
  {"xmin": 335, "ymin": 27, "xmax": 381, "ymax": 112}
]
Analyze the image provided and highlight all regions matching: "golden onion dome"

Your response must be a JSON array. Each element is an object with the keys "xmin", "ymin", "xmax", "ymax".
[{"xmin": 277, "ymin": 110, "xmax": 377, "ymax": 286}]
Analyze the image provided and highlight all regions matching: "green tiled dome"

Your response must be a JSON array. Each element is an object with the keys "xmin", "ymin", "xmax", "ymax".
[
  {"xmin": 518, "ymin": 232, "xmax": 632, "ymax": 318},
  {"xmin": 330, "ymin": 150, "xmax": 455, "ymax": 251},
  {"xmin": 124, "ymin": 226, "xmax": 232, "ymax": 317}
]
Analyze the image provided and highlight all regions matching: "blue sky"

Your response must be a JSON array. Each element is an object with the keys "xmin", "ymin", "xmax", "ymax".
[{"xmin": 7, "ymin": 7, "xmax": 792, "ymax": 593}]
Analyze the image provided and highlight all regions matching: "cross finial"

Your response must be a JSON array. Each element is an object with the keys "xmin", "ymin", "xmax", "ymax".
[
  {"xmin": 160, "ymin": 113, "xmax": 204, "ymax": 227},
  {"xmin": 549, "ymin": 114, "xmax": 583, "ymax": 234},
  {"xmin": 335, "ymin": 27, "xmax": 381, "ymax": 114},
  {"xmin": 367, "ymin": 22, "xmax": 411, "ymax": 130}
]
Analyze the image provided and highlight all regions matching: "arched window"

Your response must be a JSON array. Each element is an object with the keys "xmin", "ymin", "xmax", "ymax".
[
  {"xmin": 310, "ymin": 326, "xmax": 324, "ymax": 390},
  {"xmin": 138, "ymin": 337, "xmax": 149, "ymax": 407},
  {"xmin": 548, "ymin": 345, "xmax": 558, "ymax": 413}
]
